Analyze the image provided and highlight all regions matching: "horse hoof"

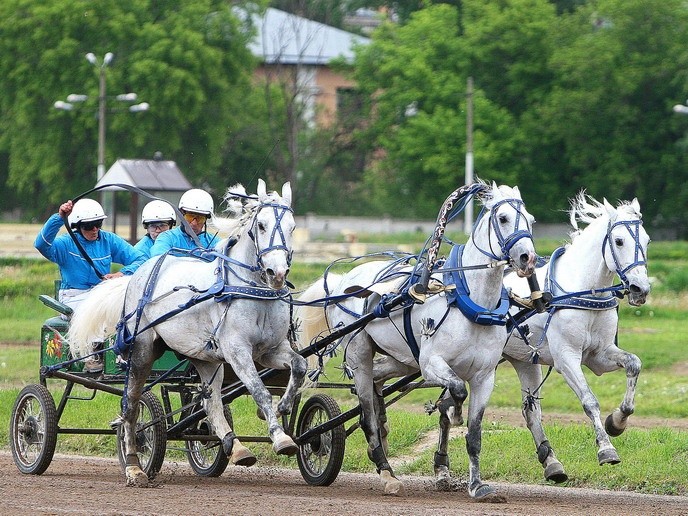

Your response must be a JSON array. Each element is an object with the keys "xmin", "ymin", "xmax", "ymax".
[
  {"xmin": 598, "ymin": 447, "xmax": 621, "ymax": 465},
  {"xmin": 125, "ymin": 466, "xmax": 149, "ymax": 487},
  {"xmin": 273, "ymin": 435, "xmax": 298, "ymax": 456},
  {"xmin": 231, "ymin": 446, "xmax": 257, "ymax": 467},
  {"xmin": 472, "ymin": 484, "xmax": 506, "ymax": 503},
  {"xmin": 605, "ymin": 412, "xmax": 626, "ymax": 437},
  {"xmin": 544, "ymin": 462, "xmax": 569, "ymax": 483},
  {"xmin": 380, "ymin": 470, "xmax": 404, "ymax": 496},
  {"xmin": 435, "ymin": 471, "xmax": 463, "ymax": 492}
]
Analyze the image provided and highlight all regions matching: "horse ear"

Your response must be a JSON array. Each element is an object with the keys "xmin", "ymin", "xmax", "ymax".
[
  {"xmin": 631, "ymin": 198, "xmax": 642, "ymax": 217},
  {"xmin": 513, "ymin": 185, "xmax": 521, "ymax": 198},
  {"xmin": 257, "ymin": 178, "xmax": 267, "ymax": 200},
  {"xmin": 282, "ymin": 182, "xmax": 292, "ymax": 207},
  {"xmin": 602, "ymin": 198, "xmax": 616, "ymax": 218}
]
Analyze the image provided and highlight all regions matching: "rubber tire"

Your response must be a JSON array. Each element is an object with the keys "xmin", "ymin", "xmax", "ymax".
[
  {"xmin": 10, "ymin": 384, "xmax": 58, "ymax": 475},
  {"xmin": 296, "ymin": 394, "xmax": 346, "ymax": 486},
  {"xmin": 116, "ymin": 391, "xmax": 167, "ymax": 479},
  {"xmin": 186, "ymin": 406, "xmax": 232, "ymax": 477}
]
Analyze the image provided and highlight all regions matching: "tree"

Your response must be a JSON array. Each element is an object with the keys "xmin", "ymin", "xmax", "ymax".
[
  {"xmin": 0, "ymin": 0, "xmax": 257, "ymax": 218},
  {"xmin": 351, "ymin": 3, "xmax": 555, "ymax": 218},
  {"xmin": 525, "ymin": 0, "xmax": 688, "ymax": 231}
]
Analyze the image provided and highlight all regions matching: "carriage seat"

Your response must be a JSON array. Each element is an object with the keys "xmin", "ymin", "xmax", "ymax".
[{"xmin": 38, "ymin": 294, "xmax": 73, "ymax": 317}]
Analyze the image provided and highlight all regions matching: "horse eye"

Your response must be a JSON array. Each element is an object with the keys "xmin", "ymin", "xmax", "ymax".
[
  {"xmin": 615, "ymin": 237, "xmax": 623, "ymax": 246},
  {"xmin": 258, "ymin": 222, "xmax": 266, "ymax": 232},
  {"xmin": 499, "ymin": 215, "xmax": 508, "ymax": 224}
]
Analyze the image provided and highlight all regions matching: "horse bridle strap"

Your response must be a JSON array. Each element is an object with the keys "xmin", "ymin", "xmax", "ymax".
[
  {"xmin": 248, "ymin": 201, "xmax": 294, "ymax": 269},
  {"xmin": 472, "ymin": 198, "xmax": 533, "ymax": 263},
  {"xmin": 602, "ymin": 219, "xmax": 647, "ymax": 287}
]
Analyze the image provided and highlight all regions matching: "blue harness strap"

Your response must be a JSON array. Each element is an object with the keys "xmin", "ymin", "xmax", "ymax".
[
  {"xmin": 444, "ymin": 245, "xmax": 509, "ymax": 326},
  {"xmin": 545, "ymin": 247, "xmax": 619, "ymax": 310}
]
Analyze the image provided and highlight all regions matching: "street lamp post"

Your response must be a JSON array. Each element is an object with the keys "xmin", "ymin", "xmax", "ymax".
[
  {"xmin": 673, "ymin": 101, "xmax": 688, "ymax": 115},
  {"xmin": 465, "ymin": 76, "xmax": 474, "ymax": 234},
  {"xmin": 54, "ymin": 52, "xmax": 149, "ymax": 184}
]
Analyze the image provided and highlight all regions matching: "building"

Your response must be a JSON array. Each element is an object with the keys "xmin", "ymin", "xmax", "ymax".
[{"xmin": 247, "ymin": 7, "xmax": 370, "ymax": 127}]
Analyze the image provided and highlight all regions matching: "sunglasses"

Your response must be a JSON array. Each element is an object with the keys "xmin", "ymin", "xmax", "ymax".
[
  {"xmin": 183, "ymin": 212, "xmax": 208, "ymax": 224},
  {"xmin": 81, "ymin": 220, "xmax": 103, "ymax": 231},
  {"xmin": 146, "ymin": 222, "xmax": 170, "ymax": 231}
]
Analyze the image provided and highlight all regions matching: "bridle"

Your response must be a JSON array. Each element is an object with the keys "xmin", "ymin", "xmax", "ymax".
[
  {"xmin": 247, "ymin": 200, "xmax": 294, "ymax": 272},
  {"xmin": 472, "ymin": 198, "xmax": 534, "ymax": 264},
  {"xmin": 602, "ymin": 218, "xmax": 647, "ymax": 288}
]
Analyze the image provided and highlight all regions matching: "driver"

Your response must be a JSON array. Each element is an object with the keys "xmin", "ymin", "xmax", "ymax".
[
  {"xmin": 34, "ymin": 198, "xmax": 146, "ymax": 373},
  {"xmin": 150, "ymin": 188, "xmax": 218, "ymax": 256},
  {"xmin": 134, "ymin": 200, "xmax": 176, "ymax": 258}
]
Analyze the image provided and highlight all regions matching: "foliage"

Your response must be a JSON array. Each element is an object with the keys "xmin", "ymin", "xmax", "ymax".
[
  {"xmin": 523, "ymin": 0, "xmax": 688, "ymax": 234},
  {"xmin": 351, "ymin": 2, "xmax": 557, "ymax": 218},
  {"xmin": 0, "ymin": 0, "xmax": 258, "ymax": 219}
]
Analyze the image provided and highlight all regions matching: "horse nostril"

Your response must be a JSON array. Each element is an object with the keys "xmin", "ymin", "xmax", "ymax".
[
  {"xmin": 629, "ymin": 284, "xmax": 641, "ymax": 294},
  {"xmin": 266, "ymin": 268, "xmax": 275, "ymax": 277},
  {"xmin": 520, "ymin": 253, "xmax": 530, "ymax": 267}
]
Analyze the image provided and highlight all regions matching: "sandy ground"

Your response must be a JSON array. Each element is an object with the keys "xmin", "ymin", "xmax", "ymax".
[{"xmin": 2, "ymin": 451, "xmax": 687, "ymax": 516}]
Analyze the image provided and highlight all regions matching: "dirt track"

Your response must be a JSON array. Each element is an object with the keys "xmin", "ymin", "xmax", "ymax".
[{"xmin": 1, "ymin": 451, "xmax": 686, "ymax": 515}]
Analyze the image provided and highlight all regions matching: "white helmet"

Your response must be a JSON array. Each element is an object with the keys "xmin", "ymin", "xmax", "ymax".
[
  {"xmin": 68, "ymin": 199, "xmax": 107, "ymax": 228},
  {"xmin": 141, "ymin": 200, "xmax": 177, "ymax": 226},
  {"xmin": 179, "ymin": 189, "xmax": 214, "ymax": 216}
]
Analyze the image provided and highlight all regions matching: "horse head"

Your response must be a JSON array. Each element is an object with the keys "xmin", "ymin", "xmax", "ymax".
[
  {"xmin": 250, "ymin": 179, "xmax": 295, "ymax": 290},
  {"xmin": 475, "ymin": 182, "xmax": 537, "ymax": 278},
  {"xmin": 602, "ymin": 198, "xmax": 651, "ymax": 306}
]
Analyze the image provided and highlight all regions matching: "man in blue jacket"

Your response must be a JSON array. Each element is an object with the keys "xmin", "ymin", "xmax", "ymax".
[
  {"xmin": 134, "ymin": 199, "xmax": 176, "ymax": 258},
  {"xmin": 150, "ymin": 188, "xmax": 218, "ymax": 256},
  {"xmin": 35, "ymin": 198, "xmax": 146, "ymax": 372}
]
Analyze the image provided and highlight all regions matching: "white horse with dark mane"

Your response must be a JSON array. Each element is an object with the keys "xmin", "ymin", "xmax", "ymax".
[
  {"xmin": 298, "ymin": 182, "xmax": 537, "ymax": 500},
  {"xmin": 429, "ymin": 192, "xmax": 651, "ymax": 485},
  {"xmin": 68, "ymin": 179, "xmax": 306, "ymax": 486}
]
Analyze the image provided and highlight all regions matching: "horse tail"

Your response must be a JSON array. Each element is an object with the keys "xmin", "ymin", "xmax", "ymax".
[
  {"xmin": 67, "ymin": 275, "xmax": 131, "ymax": 358},
  {"xmin": 295, "ymin": 273, "xmax": 342, "ymax": 382}
]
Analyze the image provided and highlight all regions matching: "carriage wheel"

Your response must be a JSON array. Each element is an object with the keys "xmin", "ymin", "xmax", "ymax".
[
  {"xmin": 116, "ymin": 391, "xmax": 167, "ymax": 479},
  {"xmin": 296, "ymin": 394, "xmax": 346, "ymax": 486},
  {"xmin": 9, "ymin": 384, "xmax": 58, "ymax": 475},
  {"xmin": 186, "ymin": 406, "xmax": 232, "ymax": 477}
]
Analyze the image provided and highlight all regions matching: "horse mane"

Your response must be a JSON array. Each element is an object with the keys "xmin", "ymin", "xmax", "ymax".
[
  {"xmin": 475, "ymin": 178, "xmax": 523, "ymax": 209},
  {"xmin": 209, "ymin": 182, "xmax": 287, "ymax": 251},
  {"xmin": 568, "ymin": 191, "xmax": 606, "ymax": 242},
  {"xmin": 568, "ymin": 191, "xmax": 642, "ymax": 243}
]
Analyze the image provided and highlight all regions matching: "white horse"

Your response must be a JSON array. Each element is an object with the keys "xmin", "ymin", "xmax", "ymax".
[
  {"xmin": 428, "ymin": 193, "xmax": 651, "ymax": 486},
  {"xmin": 68, "ymin": 179, "xmax": 307, "ymax": 486},
  {"xmin": 298, "ymin": 182, "xmax": 537, "ymax": 500}
]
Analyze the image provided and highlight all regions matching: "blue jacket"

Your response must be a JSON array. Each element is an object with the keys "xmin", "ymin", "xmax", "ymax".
[
  {"xmin": 149, "ymin": 226, "xmax": 218, "ymax": 257},
  {"xmin": 134, "ymin": 235, "xmax": 155, "ymax": 258},
  {"xmin": 35, "ymin": 214, "xmax": 146, "ymax": 290}
]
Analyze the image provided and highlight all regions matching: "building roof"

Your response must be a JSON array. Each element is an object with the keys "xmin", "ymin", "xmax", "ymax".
[
  {"xmin": 247, "ymin": 7, "xmax": 370, "ymax": 65},
  {"xmin": 95, "ymin": 158, "xmax": 192, "ymax": 192}
]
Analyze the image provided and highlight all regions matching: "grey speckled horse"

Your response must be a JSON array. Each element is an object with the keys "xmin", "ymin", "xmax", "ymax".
[
  {"xmin": 68, "ymin": 180, "xmax": 306, "ymax": 486},
  {"xmin": 298, "ymin": 183, "xmax": 537, "ymax": 501}
]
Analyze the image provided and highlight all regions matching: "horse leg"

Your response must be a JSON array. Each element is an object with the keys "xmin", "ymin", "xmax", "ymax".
[
  {"xmin": 372, "ymin": 355, "xmax": 417, "ymax": 456},
  {"xmin": 433, "ymin": 382, "xmax": 468, "ymax": 490},
  {"xmin": 258, "ymin": 343, "xmax": 308, "ymax": 418},
  {"xmin": 225, "ymin": 344, "xmax": 297, "ymax": 456},
  {"xmin": 420, "ymin": 355, "xmax": 501, "ymax": 500},
  {"xmin": 121, "ymin": 337, "xmax": 156, "ymax": 486},
  {"xmin": 349, "ymin": 337, "xmax": 403, "ymax": 495},
  {"xmin": 190, "ymin": 360, "xmax": 256, "ymax": 467},
  {"xmin": 554, "ymin": 353, "xmax": 621, "ymax": 465},
  {"xmin": 587, "ymin": 346, "xmax": 642, "ymax": 437},
  {"xmin": 508, "ymin": 358, "xmax": 568, "ymax": 483}
]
